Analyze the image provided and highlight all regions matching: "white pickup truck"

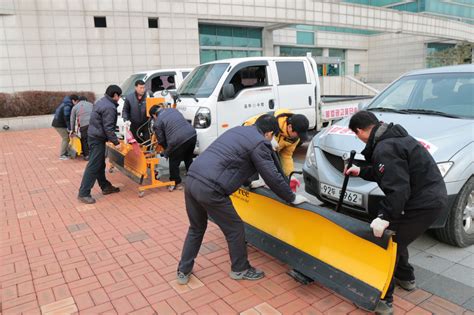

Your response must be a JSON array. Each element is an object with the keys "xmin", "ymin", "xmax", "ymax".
[{"xmin": 174, "ymin": 56, "xmax": 359, "ymax": 154}]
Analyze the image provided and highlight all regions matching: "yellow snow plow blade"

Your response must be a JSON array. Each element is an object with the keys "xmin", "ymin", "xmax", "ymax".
[
  {"xmin": 231, "ymin": 187, "xmax": 397, "ymax": 311},
  {"xmin": 106, "ymin": 141, "xmax": 174, "ymax": 196}
]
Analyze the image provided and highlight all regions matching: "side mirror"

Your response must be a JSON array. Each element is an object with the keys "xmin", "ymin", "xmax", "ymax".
[
  {"xmin": 222, "ymin": 84, "xmax": 235, "ymax": 100},
  {"xmin": 161, "ymin": 89, "xmax": 169, "ymax": 97}
]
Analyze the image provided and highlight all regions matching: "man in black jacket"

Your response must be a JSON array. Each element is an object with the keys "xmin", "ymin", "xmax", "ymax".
[
  {"xmin": 346, "ymin": 111, "xmax": 447, "ymax": 315},
  {"xmin": 176, "ymin": 115, "xmax": 308, "ymax": 285},
  {"xmin": 149, "ymin": 105, "xmax": 196, "ymax": 191},
  {"xmin": 52, "ymin": 94, "xmax": 79, "ymax": 159},
  {"xmin": 122, "ymin": 79, "xmax": 149, "ymax": 143},
  {"xmin": 78, "ymin": 85, "xmax": 123, "ymax": 204}
]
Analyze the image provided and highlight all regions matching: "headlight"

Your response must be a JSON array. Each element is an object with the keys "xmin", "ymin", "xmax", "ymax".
[
  {"xmin": 305, "ymin": 143, "xmax": 317, "ymax": 168},
  {"xmin": 437, "ymin": 161, "xmax": 453, "ymax": 178},
  {"xmin": 193, "ymin": 107, "xmax": 211, "ymax": 129}
]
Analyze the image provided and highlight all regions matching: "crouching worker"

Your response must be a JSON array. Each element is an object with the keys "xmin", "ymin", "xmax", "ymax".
[
  {"xmin": 177, "ymin": 114, "xmax": 308, "ymax": 285},
  {"xmin": 78, "ymin": 85, "xmax": 123, "ymax": 204},
  {"xmin": 346, "ymin": 111, "xmax": 446, "ymax": 315},
  {"xmin": 149, "ymin": 105, "xmax": 196, "ymax": 191},
  {"xmin": 244, "ymin": 109, "xmax": 309, "ymax": 177}
]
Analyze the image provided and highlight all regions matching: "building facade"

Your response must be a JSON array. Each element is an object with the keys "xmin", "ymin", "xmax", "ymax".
[{"xmin": 0, "ymin": 0, "xmax": 473, "ymax": 95}]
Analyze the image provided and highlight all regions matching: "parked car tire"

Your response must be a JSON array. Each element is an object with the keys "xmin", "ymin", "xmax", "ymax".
[{"xmin": 434, "ymin": 177, "xmax": 474, "ymax": 247}]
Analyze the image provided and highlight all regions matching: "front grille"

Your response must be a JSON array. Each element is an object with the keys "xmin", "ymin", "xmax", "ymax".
[{"xmin": 322, "ymin": 150, "xmax": 370, "ymax": 172}]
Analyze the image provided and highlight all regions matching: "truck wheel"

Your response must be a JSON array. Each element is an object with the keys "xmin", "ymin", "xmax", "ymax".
[{"xmin": 434, "ymin": 177, "xmax": 474, "ymax": 247}]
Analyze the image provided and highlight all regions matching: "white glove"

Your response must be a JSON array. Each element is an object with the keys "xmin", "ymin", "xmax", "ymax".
[
  {"xmin": 250, "ymin": 178, "xmax": 266, "ymax": 189},
  {"xmin": 345, "ymin": 165, "xmax": 360, "ymax": 176},
  {"xmin": 271, "ymin": 137, "xmax": 279, "ymax": 151},
  {"xmin": 370, "ymin": 217, "xmax": 390, "ymax": 238},
  {"xmin": 124, "ymin": 120, "xmax": 131, "ymax": 129},
  {"xmin": 291, "ymin": 194, "xmax": 308, "ymax": 205}
]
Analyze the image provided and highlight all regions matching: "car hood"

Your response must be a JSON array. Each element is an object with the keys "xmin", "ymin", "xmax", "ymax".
[{"xmin": 316, "ymin": 112, "xmax": 473, "ymax": 162}]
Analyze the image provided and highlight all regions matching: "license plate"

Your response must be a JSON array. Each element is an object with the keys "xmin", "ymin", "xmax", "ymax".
[{"xmin": 320, "ymin": 183, "xmax": 363, "ymax": 206}]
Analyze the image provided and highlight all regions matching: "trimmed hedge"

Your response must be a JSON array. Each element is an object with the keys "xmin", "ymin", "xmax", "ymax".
[{"xmin": 0, "ymin": 91, "xmax": 96, "ymax": 118}]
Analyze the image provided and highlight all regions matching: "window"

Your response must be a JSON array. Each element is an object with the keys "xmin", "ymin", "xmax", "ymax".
[
  {"xmin": 150, "ymin": 74, "xmax": 177, "ymax": 92},
  {"xmin": 178, "ymin": 63, "xmax": 229, "ymax": 98},
  {"xmin": 296, "ymin": 31, "xmax": 314, "ymax": 46},
  {"xmin": 354, "ymin": 64, "xmax": 360, "ymax": 75},
  {"xmin": 94, "ymin": 16, "xmax": 107, "ymax": 28},
  {"xmin": 148, "ymin": 18, "xmax": 158, "ymax": 29},
  {"xmin": 280, "ymin": 46, "xmax": 323, "ymax": 57},
  {"xmin": 199, "ymin": 24, "xmax": 263, "ymax": 62},
  {"xmin": 229, "ymin": 66, "xmax": 268, "ymax": 96},
  {"xmin": 120, "ymin": 74, "xmax": 146, "ymax": 96},
  {"xmin": 368, "ymin": 73, "xmax": 473, "ymax": 118},
  {"xmin": 276, "ymin": 62, "xmax": 307, "ymax": 85},
  {"xmin": 182, "ymin": 72, "xmax": 190, "ymax": 79},
  {"xmin": 329, "ymin": 49, "xmax": 346, "ymax": 76}
]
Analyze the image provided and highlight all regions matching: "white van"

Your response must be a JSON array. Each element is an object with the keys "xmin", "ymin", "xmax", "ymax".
[
  {"xmin": 116, "ymin": 68, "xmax": 193, "ymax": 136},
  {"xmin": 175, "ymin": 56, "xmax": 351, "ymax": 154}
]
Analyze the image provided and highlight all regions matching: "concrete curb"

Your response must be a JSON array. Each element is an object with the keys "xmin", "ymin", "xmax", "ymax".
[{"xmin": 0, "ymin": 114, "xmax": 53, "ymax": 132}]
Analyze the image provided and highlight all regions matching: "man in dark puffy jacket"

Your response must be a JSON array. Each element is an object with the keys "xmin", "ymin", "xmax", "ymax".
[
  {"xmin": 149, "ymin": 105, "xmax": 196, "ymax": 191},
  {"xmin": 122, "ymin": 80, "xmax": 149, "ymax": 143},
  {"xmin": 78, "ymin": 85, "xmax": 123, "ymax": 204},
  {"xmin": 52, "ymin": 94, "xmax": 79, "ymax": 159},
  {"xmin": 346, "ymin": 111, "xmax": 447, "ymax": 315},
  {"xmin": 176, "ymin": 115, "xmax": 308, "ymax": 285}
]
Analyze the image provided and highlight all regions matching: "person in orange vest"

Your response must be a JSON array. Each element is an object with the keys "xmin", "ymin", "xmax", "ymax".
[{"xmin": 244, "ymin": 109, "xmax": 309, "ymax": 177}]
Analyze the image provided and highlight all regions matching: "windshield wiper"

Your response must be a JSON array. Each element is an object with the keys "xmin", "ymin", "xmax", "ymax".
[
  {"xmin": 401, "ymin": 109, "xmax": 460, "ymax": 118},
  {"xmin": 367, "ymin": 107, "xmax": 408, "ymax": 114},
  {"xmin": 180, "ymin": 92, "xmax": 199, "ymax": 102}
]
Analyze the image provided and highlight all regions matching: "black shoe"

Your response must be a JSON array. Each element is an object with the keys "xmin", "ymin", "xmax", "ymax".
[
  {"xmin": 395, "ymin": 278, "xmax": 416, "ymax": 291},
  {"xmin": 102, "ymin": 185, "xmax": 120, "ymax": 195},
  {"xmin": 78, "ymin": 196, "xmax": 96, "ymax": 204},
  {"xmin": 83, "ymin": 155, "xmax": 89, "ymax": 161},
  {"xmin": 229, "ymin": 267, "xmax": 265, "ymax": 281}
]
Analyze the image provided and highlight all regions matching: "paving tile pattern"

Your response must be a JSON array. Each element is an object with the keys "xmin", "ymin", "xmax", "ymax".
[{"xmin": 0, "ymin": 129, "xmax": 471, "ymax": 314}]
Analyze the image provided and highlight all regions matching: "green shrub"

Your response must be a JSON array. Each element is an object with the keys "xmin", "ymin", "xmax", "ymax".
[{"xmin": 0, "ymin": 91, "xmax": 96, "ymax": 118}]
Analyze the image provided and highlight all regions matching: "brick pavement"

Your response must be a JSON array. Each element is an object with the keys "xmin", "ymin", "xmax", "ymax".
[{"xmin": 0, "ymin": 129, "xmax": 472, "ymax": 315}]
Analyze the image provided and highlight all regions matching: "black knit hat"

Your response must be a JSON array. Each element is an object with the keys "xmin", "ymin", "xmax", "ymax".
[{"xmin": 288, "ymin": 114, "xmax": 309, "ymax": 142}]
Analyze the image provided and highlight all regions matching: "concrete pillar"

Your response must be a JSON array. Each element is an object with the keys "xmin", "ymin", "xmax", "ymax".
[
  {"xmin": 262, "ymin": 28, "xmax": 274, "ymax": 57},
  {"xmin": 323, "ymin": 48, "xmax": 329, "ymax": 57}
]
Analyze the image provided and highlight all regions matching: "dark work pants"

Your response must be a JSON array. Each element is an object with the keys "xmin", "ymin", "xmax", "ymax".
[
  {"xmin": 178, "ymin": 177, "xmax": 251, "ymax": 274},
  {"xmin": 168, "ymin": 136, "xmax": 196, "ymax": 185},
  {"xmin": 384, "ymin": 208, "xmax": 442, "ymax": 303},
  {"xmin": 78, "ymin": 137, "xmax": 112, "ymax": 197},
  {"xmin": 130, "ymin": 122, "xmax": 150, "ymax": 144},
  {"xmin": 79, "ymin": 125, "xmax": 89, "ymax": 157}
]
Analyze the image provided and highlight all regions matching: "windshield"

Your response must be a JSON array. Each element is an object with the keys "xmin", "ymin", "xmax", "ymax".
[
  {"xmin": 121, "ymin": 73, "xmax": 146, "ymax": 96},
  {"xmin": 178, "ymin": 63, "xmax": 229, "ymax": 98},
  {"xmin": 368, "ymin": 72, "xmax": 473, "ymax": 119}
]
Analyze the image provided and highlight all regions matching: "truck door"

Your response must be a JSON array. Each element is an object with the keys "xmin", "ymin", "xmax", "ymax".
[
  {"xmin": 216, "ymin": 61, "xmax": 277, "ymax": 136},
  {"xmin": 275, "ymin": 60, "xmax": 316, "ymax": 128}
]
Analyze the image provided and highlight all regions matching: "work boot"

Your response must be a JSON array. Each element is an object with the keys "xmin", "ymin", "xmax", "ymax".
[
  {"xmin": 395, "ymin": 278, "xmax": 416, "ymax": 291},
  {"xmin": 177, "ymin": 271, "xmax": 191, "ymax": 285},
  {"xmin": 59, "ymin": 155, "xmax": 69, "ymax": 160},
  {"xmin": 78, "ymin": 196, "xmax": 96, "ymax": 204},
  {"xmin": 230, "ymin": 267, "xmax": 265, "ymax": 281},
  {"xmin": 374, "ymin": 300, "xmax": 393, "ymax": 315},
  {"xmin": 102, "ymin": 185, "xmax": 120, "ymax": 195}
]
